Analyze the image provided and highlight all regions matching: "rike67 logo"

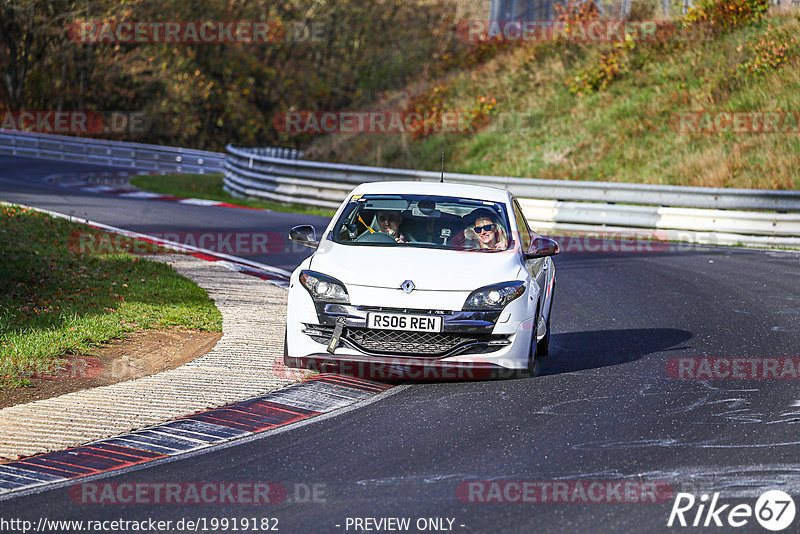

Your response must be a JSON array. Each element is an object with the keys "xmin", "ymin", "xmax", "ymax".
[{"xmin": 668, "ymin": 490, "xmax": 796, "ymax": 531}]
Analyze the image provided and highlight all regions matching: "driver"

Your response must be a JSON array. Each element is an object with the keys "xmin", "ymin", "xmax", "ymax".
[
  {"xmin": 376, "ymin": 210, "xmax": 407, "ymax": 243},
  {"xmin": 464, "ymin": 209, "xmax": 507, "ymax": 250}
]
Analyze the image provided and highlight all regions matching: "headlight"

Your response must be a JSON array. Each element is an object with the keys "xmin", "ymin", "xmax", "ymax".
[
  {"xmin": 463, "ymin": 281, "xmax": 525, "ymax": 311},
  {"xmin": 299, "ymin": 270, "xmax": 350, "ymax": 303}
]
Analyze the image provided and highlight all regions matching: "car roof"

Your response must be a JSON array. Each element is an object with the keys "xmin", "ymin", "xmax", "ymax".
[{"xmin": 349, "ymin": 181, "xmax": 511, "ymax": 203}]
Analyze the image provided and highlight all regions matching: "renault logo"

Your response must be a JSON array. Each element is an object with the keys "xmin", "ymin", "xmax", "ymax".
[{"xmin": 400, "ymin": 280, "xmax": 415, "ymax": 293}]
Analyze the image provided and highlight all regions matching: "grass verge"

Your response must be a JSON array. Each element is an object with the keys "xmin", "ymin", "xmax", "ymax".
[
  {"xmin": 306, "ymin": 8, "xmax": 800, "ymax": 190},
  {"xmin": 130, "ymin": 173, "xmax": 335, "ymax": 217},
  {"xmin": 0, "ymin": 205, "xmax": 222, "ymax": 390}
]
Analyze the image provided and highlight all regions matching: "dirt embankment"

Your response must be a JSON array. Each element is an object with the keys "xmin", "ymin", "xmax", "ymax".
[{"xmin": 0, "ymin": 329, "xmax": 220, "ymax": 409}]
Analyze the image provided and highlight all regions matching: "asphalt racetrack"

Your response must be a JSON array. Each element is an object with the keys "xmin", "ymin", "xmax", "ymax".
[{"xmin": 2, "ymin": 155, "xmax": 800, "ymax": 533}]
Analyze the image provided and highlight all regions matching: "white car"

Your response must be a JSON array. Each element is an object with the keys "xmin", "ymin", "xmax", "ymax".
[{"xmin": 284, "ymin": 181, "xmax": 558, "ymax": 380}]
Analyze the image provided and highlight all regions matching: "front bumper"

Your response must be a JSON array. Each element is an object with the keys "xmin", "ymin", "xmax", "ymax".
[
  {"xmin": 301, "ymin": 320, "xmax": 511, "ymax": 359},
  {"xmin": 286, "ymin": 281, "xmax": 537, "ymax": 378},
  {"xmin": 284, "ymin": 353, "xmax": 523, "ymax": 380}
]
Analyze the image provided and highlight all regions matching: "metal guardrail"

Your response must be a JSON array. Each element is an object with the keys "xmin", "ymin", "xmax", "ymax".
[
  {"xmin": 225, "ymin": 144, "xmax": 800, "ymax": 212},
  {"xmin": 0, "ymin": 130, "xmax": 225, "ymax": 174},
  {"xmin": 225, "ymin": 144, "xmax": 800, "ymax": 248},
  {"xmin": 1, "ymin": 132, "xmax": 796, "ymax": 248}
]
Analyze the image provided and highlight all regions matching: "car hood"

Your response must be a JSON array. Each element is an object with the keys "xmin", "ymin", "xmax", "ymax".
[{"xmin": 309, "ymin": 241, "xmax": 522, "ymax": 291}]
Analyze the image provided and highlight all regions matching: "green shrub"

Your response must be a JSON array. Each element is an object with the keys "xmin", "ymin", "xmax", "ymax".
[
  {"xmin": 567, "ymin": 38, "xmax": 636, "ymax": 95},
  {"xmin": 737, "ymin": 26, "xmax": 796, "ymax": 78},
  {"xmin": 684, "ymin": 0, "xmax": 769, "ymax": 33}
]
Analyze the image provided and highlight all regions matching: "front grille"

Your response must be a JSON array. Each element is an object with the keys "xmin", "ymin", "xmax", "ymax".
[
  {"xmin": 303, "ymin": 319, "xmax": 509, "ymax": 357},
  {"xmin": 347, "ymin": 329, "xmax": 460, "ymax": 354},
  {"xmin": 343, "ymin": 327, "xmax": 503, "ymax": 357}
]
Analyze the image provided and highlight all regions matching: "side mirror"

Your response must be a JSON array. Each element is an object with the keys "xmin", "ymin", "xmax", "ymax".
[
  {"xmin": 523, "ymin": 237, "xmax": 559, "ymax": 259},
  {"xmin": 289, "ymin": 225, "xmax": 319, "ymax": 249}
]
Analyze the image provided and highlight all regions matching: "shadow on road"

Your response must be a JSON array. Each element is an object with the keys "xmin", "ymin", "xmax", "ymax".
[{"xmin": 540, "ymin": 328, "xmax": 692, "ymax": 375}]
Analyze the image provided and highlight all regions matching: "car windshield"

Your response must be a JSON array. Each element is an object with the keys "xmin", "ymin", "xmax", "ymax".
[{"xmin": 331, "ymin": 194, "xmax": 512, "ymax": 251}]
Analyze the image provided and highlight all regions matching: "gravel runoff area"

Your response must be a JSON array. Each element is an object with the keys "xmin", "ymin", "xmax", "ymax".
[{"xmin": 0, "ymin": 254, "xmax": 303, "ymax": 460}]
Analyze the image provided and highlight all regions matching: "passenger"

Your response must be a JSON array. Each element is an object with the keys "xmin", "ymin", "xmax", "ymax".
[
  {"xmin": 464, "ymin": 209, "xmax": 507, "ymax": 250},
  {"xmin": 376, "ymin": 210, "xmax": 407, "ymax": 243}
]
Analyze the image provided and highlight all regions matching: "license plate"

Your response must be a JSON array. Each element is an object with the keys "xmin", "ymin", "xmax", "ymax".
[{"xmin": 367, "ymin": 312, "xmax": 442, "ymax": 333}]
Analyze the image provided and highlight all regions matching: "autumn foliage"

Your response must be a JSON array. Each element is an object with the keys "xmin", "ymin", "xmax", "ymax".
[{"xmin": 0, "ymin": 0, "xmax": 461, "ymax": 150}]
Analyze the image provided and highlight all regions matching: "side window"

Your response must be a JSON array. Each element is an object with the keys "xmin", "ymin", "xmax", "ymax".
[
  {"xmin": 512, "ymin": 199, "xmax": 532, "ymax": 252},
  {"xmin": 335, "ymin": 205, "xmax": 358, "ymax": 242}
]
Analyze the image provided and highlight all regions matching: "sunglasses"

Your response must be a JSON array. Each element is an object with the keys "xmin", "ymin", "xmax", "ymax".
[
  {"xmin": 378, "ymin": 215, "xmax": 400, "ymax": 223},
  {"xmin": 474, "ymin": 224, "xmax": 495, "ymax": 233}
]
